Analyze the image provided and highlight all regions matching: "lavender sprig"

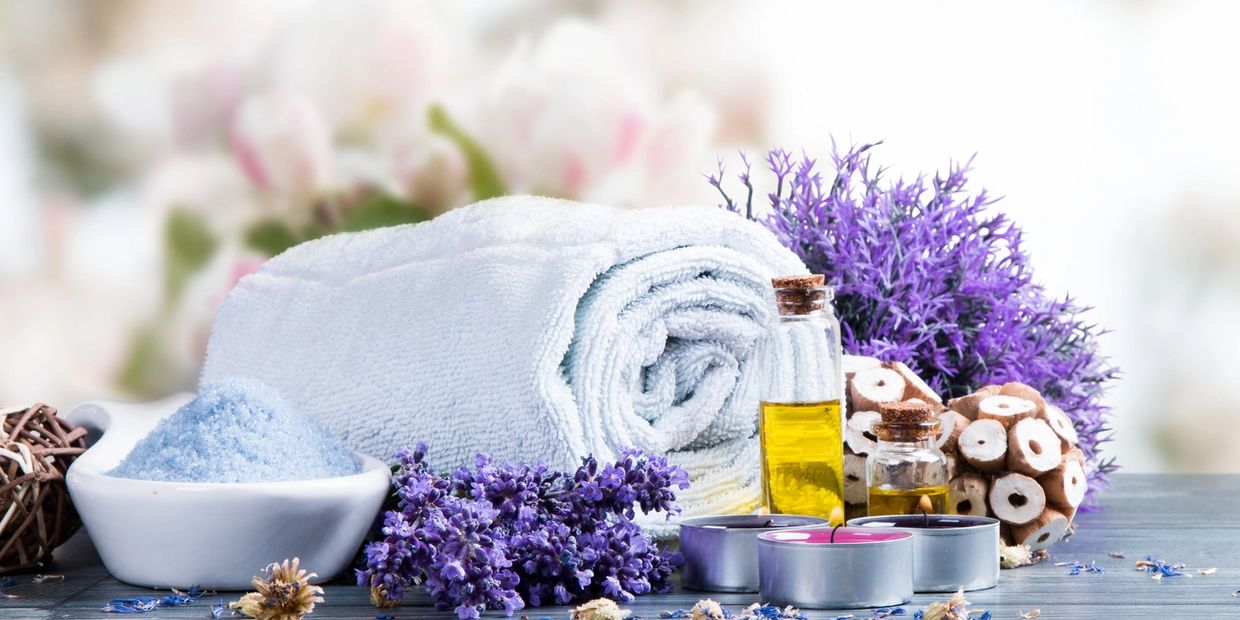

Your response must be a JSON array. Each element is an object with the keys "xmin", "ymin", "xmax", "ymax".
[
  {"xmin": 357, "ymin": 443, "xmax": 688, "ymax": 618},
  {"xmin": 712, "ymin": 142, "xmax": 1120, "ymax": 505}
]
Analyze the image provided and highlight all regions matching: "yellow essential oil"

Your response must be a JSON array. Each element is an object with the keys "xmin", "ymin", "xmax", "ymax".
[
  {"xmin": 759, "ymin": 399, "xmax": 845, "ymax": 523},
  {"xmin": 867, "ymin": 485, "xmax": 951, "ymax": 517},
  {"xmin": 866, "ymin": 401, "xmax": 952, "ymax": 518}
]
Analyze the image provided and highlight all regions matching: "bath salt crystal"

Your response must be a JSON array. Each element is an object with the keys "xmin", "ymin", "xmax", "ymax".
[{"xmin": 109, "ymin": 378, "xmax": 361, "ymax": 483}]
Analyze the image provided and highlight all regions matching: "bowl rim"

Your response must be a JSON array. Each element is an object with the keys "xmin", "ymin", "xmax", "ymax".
[{"xmin": 69, "ymin": 451, "xmax": 391, "ymax": 492}]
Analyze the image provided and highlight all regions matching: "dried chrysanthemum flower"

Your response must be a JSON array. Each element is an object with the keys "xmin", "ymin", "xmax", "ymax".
[
  {"xmin": 999, "ymin": 541, "xmax": 1034, "ymax": 569},
  {"xmin": 230, "ymin": 558, "xmax": 324, "ymax": 620},
  {"xmin": 919, "ymin": 587, "xmax": 971, "ymax": 620},
  {"xmin": 370, "ymin": 585, "xmax": 398, "ymax": 609},
  {"xmin": 690, "ymin": 599, "xmax": 726, "ymax": 620},
  {"xmin": 571, "ymin": 598, "xmax": 630, "ymax": 620}
]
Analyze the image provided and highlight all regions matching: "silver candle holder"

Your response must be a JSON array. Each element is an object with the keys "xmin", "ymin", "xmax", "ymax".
[
  {"xmin": 847, "ymin": 514, "xmax": 1000, "ymax": 592},
  {"xmin": 757, "ymin": 527, "xmax": 913, "ymax": 609},
  {"xmin": 679, "ymin": 514, "xmax": 828, "ymax": 593}
]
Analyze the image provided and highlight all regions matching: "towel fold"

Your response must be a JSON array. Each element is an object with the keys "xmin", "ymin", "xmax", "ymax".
[{"xmin": 202, "ymin": 196, "xmax": 806, "ymax": 532}]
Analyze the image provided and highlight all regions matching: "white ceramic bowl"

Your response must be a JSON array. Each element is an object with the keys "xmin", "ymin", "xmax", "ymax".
[{"xmin": 65, "ymin": 394, "xmax": 390, "ymax": 589}]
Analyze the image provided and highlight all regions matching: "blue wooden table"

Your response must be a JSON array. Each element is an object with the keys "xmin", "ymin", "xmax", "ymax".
[{"xmin": 1, "ymin": 474, "xmax": 1235, "ymax": 618}]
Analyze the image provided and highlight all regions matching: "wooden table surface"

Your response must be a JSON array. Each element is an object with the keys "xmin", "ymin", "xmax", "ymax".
[{"xmin": 2, "ymin": 473, "xmax": 1237, "ymax": 619}]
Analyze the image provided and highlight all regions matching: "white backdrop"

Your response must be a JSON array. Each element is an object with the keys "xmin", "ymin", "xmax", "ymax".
[{"xmin": 4, "ymin": 0, "xmax": 1240, "ymax": 472}]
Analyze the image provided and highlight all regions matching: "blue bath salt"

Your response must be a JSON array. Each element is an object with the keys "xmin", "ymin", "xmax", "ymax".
[{"xmin": 109, "ymin": 378, "xmax": 361, "ymax": 483}]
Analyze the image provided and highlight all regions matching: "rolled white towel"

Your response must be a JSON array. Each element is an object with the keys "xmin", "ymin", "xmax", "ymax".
[{"xmin": 202, "ymin": 195, "xmax": 806, "ymax": 534}]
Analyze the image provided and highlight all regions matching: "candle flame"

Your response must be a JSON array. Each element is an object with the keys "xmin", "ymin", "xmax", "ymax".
[{"xmin": 828, "ymin": 504, "xmax": 845, "ymax": 527}]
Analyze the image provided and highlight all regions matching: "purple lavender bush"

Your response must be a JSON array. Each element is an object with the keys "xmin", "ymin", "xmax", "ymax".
[
  {"xmin": 357, "ymin": 443, "xmax": 688, "ymax": 619},
  {"xmin": 710, "ymin": 143, "xmax": 1118, "ymax": 504}
]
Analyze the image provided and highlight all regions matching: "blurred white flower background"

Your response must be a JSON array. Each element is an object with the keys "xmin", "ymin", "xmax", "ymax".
[{"xmin": 3, "ymin": 0, "xmax": 1240, "ymax": 474}]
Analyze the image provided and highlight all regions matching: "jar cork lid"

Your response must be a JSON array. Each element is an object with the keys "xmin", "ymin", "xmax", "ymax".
[
  {"xmin": 772, "ymin": 274, "xmax": 831, "ymax": 315},
  {"xmin": 875, "ymin": 401, "xmax": 940, "ymax": 441},
  {"xmin": 772, "ymin": 274, "xmax": 825, "ymax": 289}
]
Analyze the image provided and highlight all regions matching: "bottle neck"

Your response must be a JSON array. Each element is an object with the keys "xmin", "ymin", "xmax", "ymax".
[
  {"xmin": 875, "ymin": 437, "xmax": 937, "ymax": 452},
  {"xmin": 773, "ymin": 285, "xmax": 833, "ymax": 317},
  {"xmin": 873, "ymin": 419, "xmax": 940, "ymax": 445},
  {"xmin": 776, "ymin": 308, "xmax": 828, "ymax": 321}
]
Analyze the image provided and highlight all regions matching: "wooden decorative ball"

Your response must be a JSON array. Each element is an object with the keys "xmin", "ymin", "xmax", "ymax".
[{"xmin": 1, "ymin": 403, "xmax": 88, "ymax": 573}]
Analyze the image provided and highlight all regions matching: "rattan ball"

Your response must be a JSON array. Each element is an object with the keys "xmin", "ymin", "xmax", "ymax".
[{"xmin": 1, "ymin": 403, "xmax": 88, "ymax": 573}]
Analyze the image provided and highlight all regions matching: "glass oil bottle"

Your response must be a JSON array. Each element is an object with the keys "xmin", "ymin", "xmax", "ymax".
[
  {"xmin": 866, "ymin": 401, "xmax": 950, "ymax": 516},
  {"xmin": 755, "ymin": 274, "xmax": 846, "ymax": 524}
]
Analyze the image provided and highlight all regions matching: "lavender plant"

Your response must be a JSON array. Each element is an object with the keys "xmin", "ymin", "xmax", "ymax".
[
  {"xmin": 709, "ymin": 143, "xmax": 1119, "ymax": 504},
  {"xmin": 357, "ymin": 444, "xmax": 688, "ymax": 619}
]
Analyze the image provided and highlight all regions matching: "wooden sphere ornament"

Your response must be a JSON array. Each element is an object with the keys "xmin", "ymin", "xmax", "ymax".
[{"xmin": 1, "ymin": 404, "xmax": 88, "ymax": 573}]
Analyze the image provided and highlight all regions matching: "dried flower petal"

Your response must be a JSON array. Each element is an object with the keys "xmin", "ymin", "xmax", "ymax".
[
  {"xmin": 690, "ymin": 599, "xmax": 726, "ymax": 620},
  {"xmin": 101, "ymin": 597, "xmax": 160, "ymax": 613},
  {"xmin": 999, "ymin": 542, "xmax": 1033, "ymax": 569},
  {"xmin": 1200, "ymin": 568, "xmax": 1217, "ymax": 575},
  {"xmin": 1135, "ymin": 556, "xmax": 1184, "ymax": 578},
  {"xmin": 910, "ymin": 588, "xmax": 990, "ymax": 620},
  {"xmin": 1062, "ymin": 560, "xmax": 1104, "ymax": 576},
  {"xmin": 1018, "ymin": 611, "xmax": 1041, "ymax": 619},
  {"xmin": 370, "ymin": 586, "xmax": 398, "ymax": 609},
  {"xmin": 231, "ymin": 558, "xmax": 324, "ymax": 620},
  {"xmin": 869, "ymin": 609, "xmax": 907, "ymax": 619},
  {"xmin": 101, "ymin": 587, "xmax": 205, "ymax": 614},
  {"xmin": 735, "ymin": 603, "xmax": 805, "ymax": 620},
  {"xmin": 572, "ymin": 598, "xmax": 630, "ymax": 620}
]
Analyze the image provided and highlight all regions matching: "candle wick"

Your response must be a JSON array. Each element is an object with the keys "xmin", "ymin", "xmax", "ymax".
[{"xmin": 830, "ymin": 523, "xmax": 843, "ymax": 544}]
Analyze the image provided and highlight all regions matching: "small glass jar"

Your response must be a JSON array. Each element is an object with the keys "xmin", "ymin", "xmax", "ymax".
[
  {"xmin": 754, "ymin": 274, "xmax": 846, "ymax": 523},
  {"xmin": 866, "ymin": 402, "xmax": 950, "ymax": 516}
]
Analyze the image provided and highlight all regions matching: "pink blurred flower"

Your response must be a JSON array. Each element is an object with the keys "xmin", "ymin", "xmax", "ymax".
[
  {"xmin": 389, "ymin": 134, "xmax": 469, "ymax": 212},
  {"xmin": 474, "ymin": 19, "xmax": 719, "ymax": 206},
  {"xmin": 477, "ymin": 20, "xmax": 655, "ymax": 200},
  {"xmin": 171, "ymin": 62, "xmax": 245, "ymax": 148},
  {"xmin": 230, "ymin": 91, "xmax": 333, "ymax": 204},
  {"xmin": 258, "ymin": 2, "xmax": 455, "ymax": 141}
]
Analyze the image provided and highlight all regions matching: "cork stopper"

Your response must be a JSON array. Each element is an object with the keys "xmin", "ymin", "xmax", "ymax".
[
  {"xmin": 772, "ymin": 274, "xmax": 829, "ymax": 316},
  {"xmin": 879, "ymin": 401, "xmax": 934, "ymax": 425},
  {"xmin": 875, "ymin": 401, "xmax": 940, "ymax": 441}
]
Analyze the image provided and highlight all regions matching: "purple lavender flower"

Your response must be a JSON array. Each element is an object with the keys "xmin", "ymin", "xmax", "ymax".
[
  {"xmin": 710, "ymin": 142, "xmax": 1119, "ymax": 505},
  {"xmin": 357, "ymin": 444, "xmax": 687, "ymax": 617}
]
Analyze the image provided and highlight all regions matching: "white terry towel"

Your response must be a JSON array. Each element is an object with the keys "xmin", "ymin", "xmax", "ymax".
[{"xmin": 202, "ymin": 196, "xmax": 806, "ymax": 532}]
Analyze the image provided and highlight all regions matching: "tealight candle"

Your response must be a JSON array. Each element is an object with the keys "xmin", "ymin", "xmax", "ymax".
[
  {"xmin": 757, "ymin": 527, "xmax": 913, "ymax": 609},
  {"xmin": 679, "ymin": 514, "xmax": 829, "ymax": 592},
  {"xmin": 847, "ymin": 514, "xmax": 1000, "ymax": 592}
]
